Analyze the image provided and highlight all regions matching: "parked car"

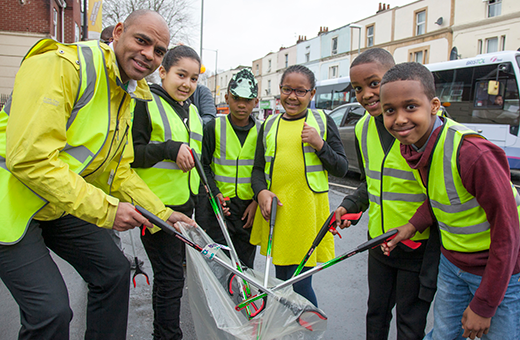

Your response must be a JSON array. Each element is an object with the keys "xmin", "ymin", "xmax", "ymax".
[{"xmin": 328, "ymin": 103, "xmax": 365, "ymax": 173}]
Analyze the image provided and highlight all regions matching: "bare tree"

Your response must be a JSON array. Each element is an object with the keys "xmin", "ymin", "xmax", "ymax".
[{"xmin": 102, "ymin": 0, "xmax": 195, "ymax": 45}]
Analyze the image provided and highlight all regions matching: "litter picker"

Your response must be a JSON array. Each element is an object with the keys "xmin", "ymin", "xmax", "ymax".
[
  {"xmin": 237, "ymin": 228, "xmax": 401, "ymax": 310},
  {"xmin": 264, "ymin": 196, "xmax": 278, "ymax": 287},
  {"xmin": 189, "ymin": 149, "xmax": 257, "ymax": 317},
  {"xmin": 237, "ymin": 211, "xmax": 362, "ymax": 311},
  {"xmin": 135, "ymin": 205, "xmax": 326, "ymax": 330}
]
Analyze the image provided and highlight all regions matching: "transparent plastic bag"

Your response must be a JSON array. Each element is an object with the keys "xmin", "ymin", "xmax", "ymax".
[{"xmin": 181, "ymin": 223, "xmax": 327, "ymax": 340}]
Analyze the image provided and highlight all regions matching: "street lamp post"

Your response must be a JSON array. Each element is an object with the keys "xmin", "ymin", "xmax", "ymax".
[
  {"xmin": 203, "ymin": 48, "xmax": 218, "ymax": 105},
  {"xmin": 350, "ymin": 24, "xmax": 362, "ymax": 55},
  {"xmin": 200, "ymin": 0, "xmax": 204, "ymax": 59}
]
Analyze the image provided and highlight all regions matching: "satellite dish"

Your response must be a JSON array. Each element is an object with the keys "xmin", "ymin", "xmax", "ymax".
[{"xmin": 434, "ymin": 17, "xmax": 443, "ymax": 25}]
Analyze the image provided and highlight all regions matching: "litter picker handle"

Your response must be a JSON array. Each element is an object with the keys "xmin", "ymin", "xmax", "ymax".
[
  {"xmin": 190, "ymin": 149, "xmax": 209, "ymax": 188},
  {"xmin": 270, "ymin": 197, "xmax": 278, "ymax": 229},
  {"xmin": 328, "ymin": 211, "xmax": 363, "ymax": 239},
  {"xmin": 313, "ymin": 212, "xmax": 335, "ymax": 247}
]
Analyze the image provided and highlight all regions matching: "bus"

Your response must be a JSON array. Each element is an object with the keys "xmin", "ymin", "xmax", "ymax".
[
  {"xmin": 426, "ymin": 51, "xmax": 520, "ymax": 169},
  {"xmin": 312, "ymin": 76, "xmax": 357, "ymax": 111}
]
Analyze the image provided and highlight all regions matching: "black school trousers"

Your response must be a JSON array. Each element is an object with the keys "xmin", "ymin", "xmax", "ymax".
[
  {"xmin": 366, "ymin": 245, "xmax": 431, "ymax": 340},
  {"xmin": 0, "ymin": 215, "xmax": 131, "ymax": 340},
  {"xmin": 140, "ymin": 205, "xmax": 191, "ymax": 340}
]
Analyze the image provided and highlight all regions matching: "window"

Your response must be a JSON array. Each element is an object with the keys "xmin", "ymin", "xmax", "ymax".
[
  {"xmin": 414, "ymin": 51, "xmax": 424, "ymax": 63},
  {"xmin": 329, "ymin": 107, "xmax": 348, "ymax": 126},
  {"xmin": 408, "ymin": 46, "xmax": 429, "ymax": 64},
  {"xmin": 478, "ymin": 39, "xmax": 483, "ymax": 54},
  {"xmin": 331, "ymin": 37, "xmax": 338, "ymax": 55},
  {"xmin": 329, "ymin": 65, "xmax": 339, "ymax": 79},
  {"xmin": 500, "ymin": 35, "xmax": 506, "ymax": 51},
  {"xmin": 486, "ymin": 37, "xmax": 498, "ymax": 53},
  {"xmin": 285, "ymin": 54, "xmax": 288, "ymax": 68},
  {"xmin": 366, "ymin": 25, "xmax": 374, "ymax": 47},
  {"xmin": 255, "ymin": 64, "xmax": 259, "ymax": 76},
  {"xmin": 267, "ymin": 80, "xmax": 271, "ymax": 95},
  {"xmin": 52, "ymin": 8, "xmax": 58, "ymax": 38},
  {"xmin": 268, "ymin": 59, "xmax": 271, "ymax": 72},
  {"xmin": 305, "ymin": 52, "xmax": 310, "ymax": 62},
  {"xmin": 416, "ymin": 10, "xmax": 426, "ymax": 36},
  {"xmin": 75, "ymin": 23, "xmax": 80, "ymax": 42},
  {"xmin": 488, "ymin": 0, "xmax": 501, "ymax": 18},
  {"xmin": 431, "ymin": 63, "xmax": 520, "ymax": 126}
]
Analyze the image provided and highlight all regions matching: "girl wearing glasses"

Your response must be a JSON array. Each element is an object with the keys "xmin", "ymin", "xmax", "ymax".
[{"xmin": 250, "ymin": 65, "xmax": 349, "ymax": 306}]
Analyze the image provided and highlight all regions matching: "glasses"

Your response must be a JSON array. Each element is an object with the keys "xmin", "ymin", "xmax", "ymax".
[{"xmin": 280, "ymin": 86, "xmax": 312, "ymax": 97}]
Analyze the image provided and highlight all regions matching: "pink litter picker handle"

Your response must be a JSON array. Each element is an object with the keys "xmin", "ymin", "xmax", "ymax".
[
  {"xmin": 328, "ymin": 211, "xmax": 363, "ymax": 239},
  {"xmin": 384, "ymin": 234, "xmax": 421, "ymax": 250}
]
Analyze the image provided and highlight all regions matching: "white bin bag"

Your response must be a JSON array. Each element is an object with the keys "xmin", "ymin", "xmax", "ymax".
[{"xmin": 181, "ymin": 223, "xmax": 327, "ymax": 340}]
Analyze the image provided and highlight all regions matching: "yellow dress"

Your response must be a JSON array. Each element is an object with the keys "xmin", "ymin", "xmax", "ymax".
[{"xmin": 250, "ymin": 117, "xmax": 335, "ymax": 267}]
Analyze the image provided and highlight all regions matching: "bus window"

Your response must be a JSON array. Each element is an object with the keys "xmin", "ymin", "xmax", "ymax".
[
  {"xmin": 432, "ymin": 62, "xmax": 519, "ymax": 126},
  {"xmin": 314, "ymin": 82, "xmax": 355, "ymax": 110}
]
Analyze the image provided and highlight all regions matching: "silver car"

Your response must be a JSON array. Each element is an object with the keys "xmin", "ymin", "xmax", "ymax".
[{"xmin": 328, "ymin": 103, "xmax": 366, "ymax": 173}]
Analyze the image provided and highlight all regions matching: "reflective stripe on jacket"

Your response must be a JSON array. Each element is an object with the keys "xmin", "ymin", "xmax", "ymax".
[
  {"xmin": 134, "ymin": 93, "xmax": 202, "ymax": 206},
  {"xmin": 355, "ymin": 112, "xmax": 429, "ymax": 240},
  {"xmin": 263, "ymin": 109, "xmax": 329, "ymax": 193},
  {"xmin": 414, "ymin": 119, "xmax": 520, "ymax": 252},
  {"xmin": 210, "ymin": 116, "xmax": 260, "ymax": 200}
]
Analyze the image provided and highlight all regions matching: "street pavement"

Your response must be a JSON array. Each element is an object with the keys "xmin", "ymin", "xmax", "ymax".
[{"xmin": 0, "ymin": 188, "xmax": 433, "ymax": 339}]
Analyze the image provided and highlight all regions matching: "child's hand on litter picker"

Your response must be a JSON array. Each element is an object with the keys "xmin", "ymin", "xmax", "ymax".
[
  {"xmin": 257, "ymin": 190, "xmax": 283, "ymax": 221},
  {"xmin": 381, "ymin": 223, "xmax": 417, "ymax": 256},
  {"xmin": 333, "ymin": 206, "xmax": 352, "ymax": 233},
  {"xmin": 216, "ymin": 193, "xmax": 231, "ymax": 216}
]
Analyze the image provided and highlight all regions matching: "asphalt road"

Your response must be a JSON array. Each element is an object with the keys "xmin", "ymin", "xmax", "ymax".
[{"xmin": 0, "ymin": 181, "xmax": 434, "ymax": 339}]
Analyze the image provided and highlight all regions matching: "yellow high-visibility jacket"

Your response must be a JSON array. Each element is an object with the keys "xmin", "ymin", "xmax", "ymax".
[{"xmin": 0, "ymin": 39, "xmax": 172, "ymax": 244}]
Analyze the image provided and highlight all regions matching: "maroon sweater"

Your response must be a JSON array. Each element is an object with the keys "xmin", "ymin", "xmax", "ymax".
[{"xmin": 403, "ymin": 121, "xmax": 520, "ymax": 318}]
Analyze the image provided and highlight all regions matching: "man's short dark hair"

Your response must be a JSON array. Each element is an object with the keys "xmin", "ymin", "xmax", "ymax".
[
  {"xmin": 381, "ymin": 62, "xmax": 436, "ymax": 100},
  {"xmin": 351, "ymin": 48, "xmax": 395, "ymax": 70},
  {"xmin": 100, "ymin": 25, "xmax": 115, "ymax": 42}
]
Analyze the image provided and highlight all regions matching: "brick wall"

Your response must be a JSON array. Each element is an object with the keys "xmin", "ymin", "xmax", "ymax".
[
  {"xmin": 1, "ymin": 0, "xmax": 82, "ymax": 43},
  {"xmin": 0, "ymin": 0, "xmax": 51, "ymax": 34}
]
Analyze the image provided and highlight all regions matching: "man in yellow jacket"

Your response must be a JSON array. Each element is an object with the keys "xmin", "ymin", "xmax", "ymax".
[{"xmin": 0, "ymin": 10, "xmax": 194, "ymax": 340}]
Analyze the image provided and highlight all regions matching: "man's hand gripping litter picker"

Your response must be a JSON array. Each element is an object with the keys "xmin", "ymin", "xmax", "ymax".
[
  {"xmin": 236, "ymin": 211, "xmax": 362, "ymax": 312},
  {"xmin": 190, "ymin": 150, "xmax": 260, "ymax": 318},
  {"xmin": 135, "ymin": 206, "xmax": 328, "ymax": 331}
]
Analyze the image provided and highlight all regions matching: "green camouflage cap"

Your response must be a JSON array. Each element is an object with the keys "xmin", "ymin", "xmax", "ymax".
[{"xmin": 229, "ymin": 69, "xmax": 258, "ymax": 99}]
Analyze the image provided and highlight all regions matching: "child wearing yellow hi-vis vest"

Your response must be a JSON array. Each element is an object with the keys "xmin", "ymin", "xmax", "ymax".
[
  {"xmin": 382, "ymin": 62, "xmax": 520, "ymax": 340},
  {"xmin": 131, "ymin": 45, "xmax": 203, "ymax": 340},
  {"xmin": 200, "ymin": 69, "xmax": 260, "ymax": 269},
  {"xmin": 250, "ymin": 65, "xmax": 349, "ymax": 307}
]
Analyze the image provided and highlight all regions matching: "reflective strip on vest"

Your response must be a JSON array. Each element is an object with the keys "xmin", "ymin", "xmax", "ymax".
[
  {"xmin": 3, "ymin": 95, "xmax": 11, "ymax": 116},
  {"xmin": 211, "ymin": 116, "xmax": 259, "ymax": 199},
  {"xmin": 423, "ymin": 119, "xmax": 520, "ymax": 252},
  {"xmin": 0, "ymin": 39, "xmax": 111, "ymax": 245},
  {"xmin": 133, "ymin": 94, "xmax": 202, "ymax": 205},
  {"xmin": 263, "ymin": 109, "xmax": 328, "ymax": 193},
  {"xmin": 356, "ymin": 112, "xmax": 429, "ymax": 240}
]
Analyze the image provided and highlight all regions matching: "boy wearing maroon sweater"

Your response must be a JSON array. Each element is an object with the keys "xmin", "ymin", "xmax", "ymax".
[{"xmin": 381, "ymin": 62, "xmax": 520, "ymax": 340}]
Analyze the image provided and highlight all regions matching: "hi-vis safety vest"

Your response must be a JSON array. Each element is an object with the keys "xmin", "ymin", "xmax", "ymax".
[
  {"xmin": 210, "ymin": 116, "xmax": 260, "ymax": 200},
  {"xmin": 413, "ymin": 118, "xmax": 520, "ymax": 252},
  {"xmin": 263, "ymin": 109, "xmax": 329, "ymax": 193},
  {"xmin": 356, "ymin": 113, "xmax": 429, "ymax": 241},
  {"xmin": 134, "ymin": 94, "xmax": 202, "ymax": 206},
  {"xmin": 0, "ymin": 39, "xmax": 111, "ymax": 244}
]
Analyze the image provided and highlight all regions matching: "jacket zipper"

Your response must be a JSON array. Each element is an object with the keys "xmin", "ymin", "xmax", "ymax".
[{"xmin": 84, "ymin": 94, "xmax": 127, "ymax": 178}]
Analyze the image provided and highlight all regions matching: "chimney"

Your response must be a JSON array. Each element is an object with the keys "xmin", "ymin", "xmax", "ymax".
[{"xmin": 379, "ymin": 2, "xmax": 382, "ymax": 11}]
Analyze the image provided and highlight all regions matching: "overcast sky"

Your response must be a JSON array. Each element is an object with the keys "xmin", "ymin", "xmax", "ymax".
[{"xmin": 186, "ymin": 0, "xmax": 416, "ymax": 73}]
